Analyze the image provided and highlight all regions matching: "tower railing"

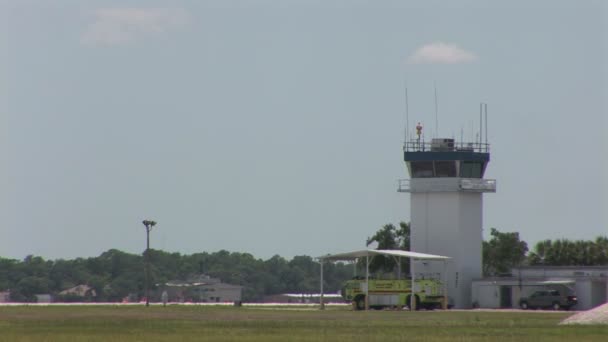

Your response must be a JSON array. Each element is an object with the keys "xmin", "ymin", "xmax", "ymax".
[
  {"xmin": 460, "ymin": 179, "xmax": 496, "ymax": 191},
  {"xmin": 397, "ymin": 179, "xmax": 411, "ymax": 192},
  {"xmin": 398, "ymin": 178, "xmax": 497, "ymax": 193},
  {"xmin": 404, "ymin": 140, "xmax": 490, "ymax": 153}
]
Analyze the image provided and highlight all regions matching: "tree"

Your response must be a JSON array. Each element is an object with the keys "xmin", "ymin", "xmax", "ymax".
[
  {"xmin": 527, "ymin": 236, "xmax": 608, "ymax": 266},
  {"xmin": 0, "ymin": 248, "xmax": 355, "ymax": 303},
  {"xmin": 14, "ymin": 276, "xmax": 50, "ymax": 302},
  {"xmin": 396, "ymin": 222, "xmax": 411, "ymax": 251},
  {"xmin": 482, "ymin": 228, "xmax": 528, "ymax": 276},
  {"xmin": 365, "ymin": 222, "xmax": 412, "ymax": 274}
]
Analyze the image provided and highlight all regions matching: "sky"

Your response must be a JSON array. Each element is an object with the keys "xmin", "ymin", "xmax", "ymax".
[{"xmin": 1, "ymin": 0, "xmax": 606, "ymax": 261}]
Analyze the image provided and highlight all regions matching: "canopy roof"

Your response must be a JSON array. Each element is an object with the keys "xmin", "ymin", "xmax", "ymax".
[
  {"xmin": 538, "ymin": 280, "xmax": 575, "ymax": 285},
  {"xmin": 317, "ymin": 249, "xmax": 450, "ymax": 262}
]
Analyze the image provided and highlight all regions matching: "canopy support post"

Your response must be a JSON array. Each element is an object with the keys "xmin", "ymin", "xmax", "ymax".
[
  {"xmin": 411, "ymin": 258, "xmax": 416, "ymax": 310},
  {"xmin": 399, "ymin": 256, "xmax": 402, "ymax": 279},
  {"xmin": 320, "ymin": 260, "xmax": 325, "ymax": 310},
  {"xmin": 392, "ymin": 256, "xmax": 401, "ymax": 279},
  {"xmin": 365, "ymin": 255, "xmax": 369, "ymax": 310},
  {"xmin": 443, "ymin": 260, "xmax": 448, "ymax": 309}
]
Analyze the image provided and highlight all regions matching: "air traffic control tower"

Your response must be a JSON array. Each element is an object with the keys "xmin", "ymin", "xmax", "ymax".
[{"xmin": 398, "ymin": 125, "xmax": 496, "ymax": 309}]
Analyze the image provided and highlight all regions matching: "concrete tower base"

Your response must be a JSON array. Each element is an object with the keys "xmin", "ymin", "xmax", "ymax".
[{"xmin": 402, "ymin": 177, "xmax": 494, "ymax": 309}]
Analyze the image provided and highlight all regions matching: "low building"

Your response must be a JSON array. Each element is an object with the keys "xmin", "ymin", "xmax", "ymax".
[
  {"xmin": 263, "ymin": 293, "xmax": 345, "ymax": 304},
  {"xmin": 0, "ymin": 291, "xmax": 10, "ymax": 303},
  {"xmin": 201, "ymin": 282, "xmax": 242, "ymax": 303},
  {"xmin": 35, "ymin": 294, "xmax": 52, "ymax": 303},
  {"xmin": 472, "ymin": 266, "xmax": 608, "ymax": 310},
  {"xmin": 163, "ymin": 274, "xmax": 242, "ymax": 303},
  {"xmin": 58, "ymin": 285, "xmax": 97, "ymax": 298}
]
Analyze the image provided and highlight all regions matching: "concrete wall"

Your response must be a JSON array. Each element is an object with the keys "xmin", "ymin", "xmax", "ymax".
[
  {"xmin": 473, "ymin": 284, "xmax": 500, "ymax": 308},
  {"xmin": 515, "ymin": 267, "xmax": 608, "ymax": 278},
  {"xmin": 590, "ymin": 281, "xmax": 606, "ymax": 308},
  {"xmin": 165, "ymin": 283, "xmax": 242, "ymax": 303},
  {"xmin": 209, "ymin": 286, "xmax": 241, "ymax": 302},
  {"xmin": 569, "ymin": 279, "xmax": 608, "ymax": 310},
  {"xmin": 411, "ymin": 188, "xmax": 483, "ymax": 308},
  {"xmin": 573, "ymin": 280, "xmax": 591, "ymax": 309},
  {"xmin": 35, "ymin": 294, "xmax": 52, "ymax": 303},
  {"xmin": 473, "ymin": 281, "xmax": 524, "ymax": 309}
]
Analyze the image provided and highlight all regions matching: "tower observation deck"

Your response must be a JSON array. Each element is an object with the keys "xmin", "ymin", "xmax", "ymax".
[
  {"xmin": 398, "ymin": 139, "xmax": 496, "ymax": 193},
  {"xmin": 398, "ymin": 137, "xmax": 496, "ymax": 309}
]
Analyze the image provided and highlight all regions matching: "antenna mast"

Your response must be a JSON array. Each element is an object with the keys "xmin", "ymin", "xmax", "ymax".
[
  {"xmin": 485, "ymin": 103, "xmax": 488, "ymax": 150},
  {"xmin": 404, "ymin": 85, "xmax": 410, "ymax": 146},
  {"xmin": 434, "ymin": 84, "xmax": 439, "ymax": 138},
  {"xmin": 479, "ymin": 103, "xmax": 483, "ymax": 148}
]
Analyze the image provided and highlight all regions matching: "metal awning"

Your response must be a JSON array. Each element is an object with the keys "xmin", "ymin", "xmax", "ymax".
[
  {"xmin": 538, "ymin": 280, "xmax": 575, "ymax": 285},
  {"xmin": 317, "ymin": 249, "xmax": 451, "ymax": 311},
  {"xmin": 318, "ymin": 249, "xmax": 450, "ymax": 261}
]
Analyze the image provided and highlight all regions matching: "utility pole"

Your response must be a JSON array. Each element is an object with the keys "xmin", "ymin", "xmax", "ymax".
[{"xmin": 142, "ymin": 220, "xmax": 157, "ymax": 307}]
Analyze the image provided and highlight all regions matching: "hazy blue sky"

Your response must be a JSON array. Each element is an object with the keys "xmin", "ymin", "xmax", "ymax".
[{"xmin": 1, "ymin": 0, "xmax": 606, "ymax": 260}]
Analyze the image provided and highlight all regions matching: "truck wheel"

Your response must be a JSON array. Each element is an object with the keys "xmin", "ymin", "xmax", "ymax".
[
  {"xmin": 552, "ymin": 302, "xmax": 561, "ymax": 311},
  {"xmin": 520, "ymin": 302, "xmax": 528, "ymax": 310},
  {"xmin": 406, "ymin": 295, "xmax": 420, "ymax": 311},
  {"xmin": 354, "ymin": 297, "xmax": 366, "ymax": 311}
]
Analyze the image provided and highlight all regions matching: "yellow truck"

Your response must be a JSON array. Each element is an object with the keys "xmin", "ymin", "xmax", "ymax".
[{"xmin": 341, "ymin": 278, "xmax": 446, "ymax": 310}]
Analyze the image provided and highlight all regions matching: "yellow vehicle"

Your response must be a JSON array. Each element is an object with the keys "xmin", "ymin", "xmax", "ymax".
[{"xmin": 342, "ymin": 278, "xmax": 446, "ymax": 310}]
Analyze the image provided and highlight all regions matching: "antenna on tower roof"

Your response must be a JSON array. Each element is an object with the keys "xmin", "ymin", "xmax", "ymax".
[
  {"xmin": 480, "ymin": 103, "xmax": 483, "ymax": 147},
  {"xmin": 404, "ymin": 84, "xmax": 410, "ymax": 146},
  {"xmin": 434, "ymin": 83, "xmax": 439, "ymax": 138},
  {"xmin": 403, "ymin": 75, "xmax": 411, "ymax": 149},
  {"xmin": 485, "ymin": 103, "xmax": 488, "ymax": 146},
  {"xmin": 479, "ymin": 102, "xmax": 489, "ymax": 152}
]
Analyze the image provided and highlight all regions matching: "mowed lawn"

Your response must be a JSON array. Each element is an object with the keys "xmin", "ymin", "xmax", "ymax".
[{"xmin": 1, "ymin": 305, "xmax": 607, "ymax": 342}]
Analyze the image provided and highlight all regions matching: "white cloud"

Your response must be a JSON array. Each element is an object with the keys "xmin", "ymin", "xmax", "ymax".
[
  {"xmin": 407, "ymin": 42, "xmax": 478, "ymax": 64},
  {"xmin": 81, "ymin": 8, "xmax": 190, "ymax": 46}
]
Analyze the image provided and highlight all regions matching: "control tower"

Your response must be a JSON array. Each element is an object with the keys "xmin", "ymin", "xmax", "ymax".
[{"xmin": 398, "ymin": 127, "xmax": 496, "ymax": 309}]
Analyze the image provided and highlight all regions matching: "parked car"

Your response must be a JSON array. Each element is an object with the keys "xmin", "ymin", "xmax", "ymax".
[{"xmin": 519, "ymin": 289, "xmax": 577, "ymax": 310}]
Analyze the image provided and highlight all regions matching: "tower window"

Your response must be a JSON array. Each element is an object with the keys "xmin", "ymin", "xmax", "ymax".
[
  {"xmin": 460, "ymin": 162, "xmax": 483, "ymax": 178},
  {"xmin": 435, "ymin": 161, "xmax": 457, "ymax": 177},
  {"xmin": 411, "ymin": 161, "xmax": 434, "ymax": 178}
]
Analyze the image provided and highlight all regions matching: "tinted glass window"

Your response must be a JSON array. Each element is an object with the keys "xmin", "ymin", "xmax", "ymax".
[
  {"xmin": 435, "ymin": 161, "xmax": 457, "ymax": 177},
  {"xmin": 460, "ymin": 162, "xmax": 482, "ymax": 178},
  {"xmin": 411, "ymin": 161, "xmax": 434, "ymax": 178}
]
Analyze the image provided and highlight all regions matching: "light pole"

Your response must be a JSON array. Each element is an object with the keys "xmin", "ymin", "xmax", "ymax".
[{"xmin": 142, "ymin": 220, "xmax": 156, "ymax": 307}]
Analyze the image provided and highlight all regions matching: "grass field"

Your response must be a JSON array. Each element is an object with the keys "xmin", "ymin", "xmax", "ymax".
[{"xmin": 1, "ymin": 305, "xmax": 608, "ymax": 341}]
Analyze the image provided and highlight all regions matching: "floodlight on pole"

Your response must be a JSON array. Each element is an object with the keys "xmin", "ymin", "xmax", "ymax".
[{"xmin": 142, "ymin": 220, "xmax": 157, "ymax": 307}]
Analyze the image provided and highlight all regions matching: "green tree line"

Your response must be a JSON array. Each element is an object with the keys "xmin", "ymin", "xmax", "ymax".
[
  {"xmin": 0, "ymin": 249, "xmax": 353, "ymax": 302},
  {"xmin": 482, "ymin": 229, "xmax": 608, "ymax": 276},
  {"xmin": 2, "ymin": 223, "xmax": 606, "ymax": 302}
]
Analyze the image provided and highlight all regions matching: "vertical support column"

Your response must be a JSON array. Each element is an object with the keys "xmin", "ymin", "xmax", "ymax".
[
  {"xmin": 145, "ymin": 228, "xmax": 150, "ymax": 307},
  {"xmin": 142, "ymin": 220, "xmax": 156, "ymax": 307},
  {"xmin": 411, "ymin": 259, "xmax": 416, "ymax": 310},
  {"xmin": 365, "ymin": 255, "xmax": 369, "ymax": 310},
  {"xmin": 443, "ymin": 260, "xmax": 448, "ymax": 309},
  {"xmin": 320, "ymin": 260, "xmax": 325, "ymax": 310},
  {"xmin": 397, "ymin": 256, "xmax": 401, "ymax": 279}
]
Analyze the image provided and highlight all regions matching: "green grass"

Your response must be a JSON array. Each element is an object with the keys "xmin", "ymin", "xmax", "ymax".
[{"xmin": 0, "ymin": 305, "xmax": 607, "ymax": 341}]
